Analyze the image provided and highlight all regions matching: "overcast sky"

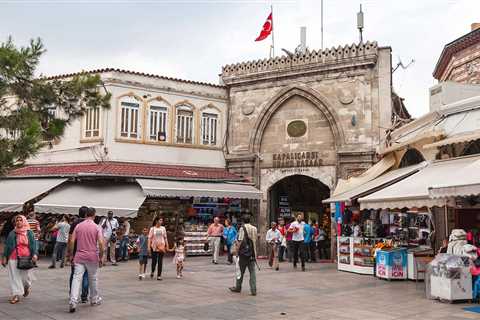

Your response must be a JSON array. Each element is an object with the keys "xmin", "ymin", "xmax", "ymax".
[{"xmin": 0, "ymin": 0, "xmax": 478, "ymax": 117}]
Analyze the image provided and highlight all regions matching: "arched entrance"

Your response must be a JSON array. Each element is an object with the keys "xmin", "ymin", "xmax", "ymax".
[{"xmin": 268, "ymin": 174, "xmax": 330, "ymax": 225}]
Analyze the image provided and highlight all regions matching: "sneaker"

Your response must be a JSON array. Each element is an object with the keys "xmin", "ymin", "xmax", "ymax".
[
  {"xmin": 48, "ymin": 265, "xmax": 55, "ymax": 269},
  {"xmin": 213, "ymin": 261, "xmax": 218, "ymax": 265},
  {"xmin": 81, "ymin": 297, "xmax": 88, "ymax": 304},
  {"xmin": 91, "ymin": 297, "xmax": 102, "ymax": 306},
  {"xmin": 229, "ymin": 287, "xmax": 241, "ymax": 293},
  {"xmin": 138, "ymin": 274, "xmax": 143, "ymax": 280},
  {"xmin": 150, "ymin": 273, "xmax": 154, "ymax": 279},
  {"xmin": 157, "ymin": 276, "xmax": 162, "ymax": 281},
  {"xmin": 176, "ymin": 275, "xmax": 181, "ymax": 279},
  {"xmin": 69, "ymin": 304, "xmax": 76, "ymax": 313}
]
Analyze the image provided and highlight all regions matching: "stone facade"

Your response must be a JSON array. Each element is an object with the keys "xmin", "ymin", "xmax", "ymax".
[{"xmin": 221, "ymin": 41, "xmax": 394, "ymax": 247}]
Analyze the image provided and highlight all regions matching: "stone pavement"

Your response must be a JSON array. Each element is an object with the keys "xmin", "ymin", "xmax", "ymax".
[{"xmin": 0, "ymin": 256, "xmax": 477, "ymax": 320}]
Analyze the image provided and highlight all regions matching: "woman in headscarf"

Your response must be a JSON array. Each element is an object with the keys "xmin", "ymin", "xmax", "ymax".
[{"xmin": 1, "ymin": 214, "xmax": 38, "ymax": 304}]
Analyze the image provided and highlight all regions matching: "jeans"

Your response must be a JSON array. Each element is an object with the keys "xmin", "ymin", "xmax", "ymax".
[
  {"xmin": 70, "ymin": 262, "xmax": 100, "ymax": 306},
  {"xmin": 317, "ymin": 240, "xmax": 329, "ymax": 260},
  {"xmin": 120, "ymin": 236, "xmax": 129, "ymax": 261},
  {"xmin": 278, "ymin": 245, "xmax": 286, "ymax": 262},
  {"xmin": 210, "ymin": 237, "xmax": 221, "ymax": 262},
  {"xmin": 308, "ymin": 241, "xmax": 316, "ymax": 262},
  {"xmin": 287, "ymin": 240, "xmax": 294, "ymax": 262},
  {"xmin": 226, "ymin": 243, "xmax": 233, "ymax": 263},
  {"xmin": 51, "ymin": 242, "xmax": 67, "ymax": 267},
  {"xmin": 292, "ymin": 240, "xmax": 305, "ymax": 268},
  {"xmin": 151, "ymin": 251, "xmax": 164, "ymax": 277},
  {"xmin": 69, "ymin": 264, "xmax": 88, "ymax": 301},
  {"xmin": 235, "ymin": 256, "xmax": 256, "ymax": 294}
]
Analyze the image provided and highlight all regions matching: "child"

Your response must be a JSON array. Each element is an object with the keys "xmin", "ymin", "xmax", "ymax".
[
  {"xmin": 170, "ymin": 239, "xmax": 186, "ymax": 279},
  {"xmin": 136, "ymin": 227, "xmax": 149, "ymax": 280}
]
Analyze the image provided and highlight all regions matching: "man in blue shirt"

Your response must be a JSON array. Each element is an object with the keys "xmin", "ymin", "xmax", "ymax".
[{"xmin": 303, "ymin": 220, "xmax": 313, "ymax": 262}]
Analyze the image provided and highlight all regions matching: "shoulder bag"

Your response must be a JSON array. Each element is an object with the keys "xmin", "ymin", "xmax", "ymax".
[{"xmin": 16, "ymin": 234, "xmax": 34, "ymax": 270}]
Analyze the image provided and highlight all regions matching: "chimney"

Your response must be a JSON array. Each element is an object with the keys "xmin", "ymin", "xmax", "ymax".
[
  {"xmin": 299, "ymin": 27, "xmax": 307, "ymax": 54},
  {"xmin": 471, "ymin": 23, "xmax": 480, "ymax": 31}
]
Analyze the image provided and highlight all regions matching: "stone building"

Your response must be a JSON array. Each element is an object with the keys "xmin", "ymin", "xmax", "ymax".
[{"xmin": 221, "ymin": 41, "xmax": 404, "ymax": 245}]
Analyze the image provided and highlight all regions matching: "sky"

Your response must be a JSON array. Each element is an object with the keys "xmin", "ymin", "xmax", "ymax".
[{"xmin": 0, "ymin": 0, "xmax": 478, "ymax": 117}]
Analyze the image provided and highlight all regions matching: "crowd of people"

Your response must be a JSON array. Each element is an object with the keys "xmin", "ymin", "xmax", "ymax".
[{"xmin": 0, "ymin": 209, "xmax": 327, "ymax": 313}]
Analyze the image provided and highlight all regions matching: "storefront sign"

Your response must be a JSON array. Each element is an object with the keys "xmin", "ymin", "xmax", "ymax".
[
  {"xmin": 279, "ymin": 195, "xmax": 291, "ymax": 218},
  {"xmin": 272, "ymin": 151, "xmax": 322, "ymax": 168}
]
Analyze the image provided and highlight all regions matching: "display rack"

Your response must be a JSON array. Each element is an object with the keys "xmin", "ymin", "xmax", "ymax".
[
  {"xmin": 184, "ymin": 225, "xmax": 212, "ymax": 256},
  {"xmin": 337, "ymin": 236, "xmax": 376, "ymax": 275}
]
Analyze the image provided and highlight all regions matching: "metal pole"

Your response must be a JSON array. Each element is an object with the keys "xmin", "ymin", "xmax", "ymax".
[
  {"xmin": 444, "ymin": 199, "xmax": 449, "ymax": 238},
  {"xmin": 271, "ymin": 4, "xmax": 275, "ymax": 58},
  {"xmin": 321, "ymin": 0, "xmax": 324, "ymax": 49}
]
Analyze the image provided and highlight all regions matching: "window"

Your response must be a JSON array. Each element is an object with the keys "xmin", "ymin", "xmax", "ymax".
[
  {"xmin": 148, "ymin": 105, "xmax": 168, "ymax": 141},
  {"xmin": 201, "ymin": 112, "xmax": 218, "ymax": 145},
  {"xmin": 176, "ymin": 106, "xmax": 194, "ymax": 144},
  {"xmin": 120, "ymin": 100, "xmax": 140, "ymax": 138},
  {"xmin": 84, "ymin": 107, "xmax": 100, "ymax": 138}
]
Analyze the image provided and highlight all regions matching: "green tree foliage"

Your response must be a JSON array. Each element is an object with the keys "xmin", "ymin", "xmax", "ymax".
[{"xmin": 0, "ymin": 37, "xmax": 111, "ymax": 175}]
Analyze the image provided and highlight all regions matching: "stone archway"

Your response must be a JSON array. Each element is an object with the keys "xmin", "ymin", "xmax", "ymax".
[{"xmin": 249, "ymin": 85, "xmax": 345, "ymax": 154}]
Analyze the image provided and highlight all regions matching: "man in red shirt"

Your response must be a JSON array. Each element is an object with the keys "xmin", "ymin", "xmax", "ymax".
[{"xmin": 207, "ymin": 217, "xmax": 224, "ymax": 264}]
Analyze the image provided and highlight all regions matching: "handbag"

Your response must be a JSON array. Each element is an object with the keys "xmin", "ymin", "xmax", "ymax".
[
  {"xmin": 16, "ymin": 235, "xmax": 34, "ymax": 270},
  {"xmin": 204, "ymin": 242, "xmax": 209, "ymax": 251}
]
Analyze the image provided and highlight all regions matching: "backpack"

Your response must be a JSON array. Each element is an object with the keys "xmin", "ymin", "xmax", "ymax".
[{"xmin": 238, "ymin": 226, "xmax": 254, "ymax": 259}]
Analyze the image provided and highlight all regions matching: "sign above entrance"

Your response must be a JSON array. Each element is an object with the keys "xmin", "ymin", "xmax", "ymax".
[{"xmin": 272, "ymin": 151, "xmax": 322, "ymax": 168}]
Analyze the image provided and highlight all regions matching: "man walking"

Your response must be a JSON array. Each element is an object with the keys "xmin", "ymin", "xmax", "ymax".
[
  {"xmin": 303, "ymin": 220, "xmax": 313, "ymax": 262},
  {"xmin": 277, "ymin": 218, "xmax": 286, "ymax": 262},
  {"xmin": 49, "ymin": 215, "xmax": 70, "ymax": 268},
  {"xmin": 207, "ymin": 217, "xmax": 224, "ymax": 264},
  {"xmin": 266, "ymin": 222, "xmax": 281, "ymax": 271},
  {"xmin": 99, "ymin": 211, "xmax": 119, "ymax": 266},
  {"xmin": 119, "ymin": 218, "xmax": 130, "ymax": 262},
  {"xmin": 288, "ymin": 214, "xmax": 306, "ymax": 271},
  {"xmin": 229, "ymin": 215, "xmax": 258, "ymax": 296},
  {"xmin": 69, "ymin": 207, "xmax": 89, "ymax": 303},
  {"xmin": 69, "ymin": 207, "xmax": 104, "ymax": 313}
]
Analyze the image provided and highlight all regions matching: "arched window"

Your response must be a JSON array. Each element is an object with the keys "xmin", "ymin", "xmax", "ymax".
[
  {"xmin": 399, "ymin": 148, "xmax": 425, "ymax": 168},
  {"xmin": 201, "ymin": 108, "xmax": 219, "ymax": 146},
  {"xmin": 119, "ymin": 95, "xmax": 142, "ymax": 139},
  {"xmin": 175, "ymin": 104, "xmax": 194, "ymax": 144},
  {"xmin": 148, "ymin": 100, "xmax": 169, "ymax": 142}
]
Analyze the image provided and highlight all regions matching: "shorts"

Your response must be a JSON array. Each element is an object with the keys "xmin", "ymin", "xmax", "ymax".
[{"xmin": 138, "ymin": 255, "xmax": 148, "ymax": 265}]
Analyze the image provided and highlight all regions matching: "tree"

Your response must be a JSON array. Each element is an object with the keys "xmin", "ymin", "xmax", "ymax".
[{"xmin": 0, "ymin": 37, "xmax": 111, "ymax": 175}]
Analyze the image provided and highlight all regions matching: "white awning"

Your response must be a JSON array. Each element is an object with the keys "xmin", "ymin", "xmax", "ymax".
[
  {"xmin": 35, "ymin": 182, "xmax": 146, "ymax": 217},
  {"xmin": 429, "ymin": 158, "xmax": 480, "ymax": 198},
  {"xmin": 0, "ymin": 178, "xmax": 66, "ymax": 212},
  {"xmin": 423, "ymin": 130, "xmax": 480, "ymax": 150},
  {"xmin": 332, "ymin": 153, "xmax": 396, "ymax": 196},
  {"xmin": 323, "ymin": 162, "xmax": 427, "ymax": 203},
  {"xmin": 359, "ymin": 156, "xmax": 480, "ymax": 210},
  {"xmin": 137, "ymin": 179, "xmax": 262, "ymax": 200}
]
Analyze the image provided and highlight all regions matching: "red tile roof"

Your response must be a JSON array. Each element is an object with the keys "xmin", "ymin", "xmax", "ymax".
[
  {"xmin": 41, "ymin": 68, "xmax": 225, "ymax": 89},
  {"xmin": 8, "ymin": 162, "xmax": 243, "ymax": 181}
]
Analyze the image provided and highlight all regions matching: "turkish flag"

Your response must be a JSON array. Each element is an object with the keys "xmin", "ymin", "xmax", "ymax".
[{"xmin": 255, "ymin": 12, "xmax": 273, "ymax": 42}]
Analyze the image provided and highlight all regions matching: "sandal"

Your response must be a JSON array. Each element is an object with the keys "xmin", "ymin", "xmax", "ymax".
[
  {"xmin": 23, "ymin": 286, "xmax": 31, "ymax": 297},
  {"xmin": 9, "ymin": 295, "xmax": 20, "ymax": 304}
]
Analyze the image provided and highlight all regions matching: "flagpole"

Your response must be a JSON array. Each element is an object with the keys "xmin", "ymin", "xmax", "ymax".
[{"xmin": 271, "ymin": 4, "xmax": 275, "ymax": 58}]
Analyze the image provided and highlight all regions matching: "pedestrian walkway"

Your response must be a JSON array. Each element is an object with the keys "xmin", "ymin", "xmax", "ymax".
[{"xmin": 0, "ymin": 257, "xmax": 475, "ymax": 320}]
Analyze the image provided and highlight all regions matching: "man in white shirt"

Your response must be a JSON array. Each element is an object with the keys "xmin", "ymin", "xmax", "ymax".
[
  {"xmin": 288, "ymin": 214, "xmax": 306, "ymax": 271},
  {"xmin": 99, "ymin": 211, "xmax": 119, "ymax": 266},
  {"xmin": 266, "ymin": 222, "xmax": 281, "ymax": 271}
]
